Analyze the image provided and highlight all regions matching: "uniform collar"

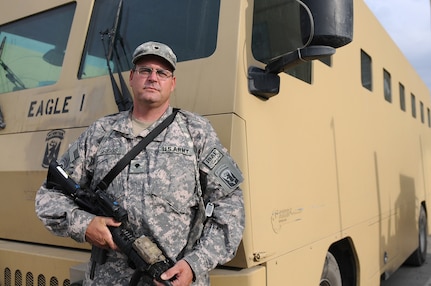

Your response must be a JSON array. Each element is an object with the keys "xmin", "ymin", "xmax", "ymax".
[{"xmin": 112, "ymin": 107, "xmax": 175, "ymax": 139}]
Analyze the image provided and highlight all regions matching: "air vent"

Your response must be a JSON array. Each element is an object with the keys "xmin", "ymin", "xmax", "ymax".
[{"xmin": 2, "ymin": 267, "xmax": 71, "ymax": 286}]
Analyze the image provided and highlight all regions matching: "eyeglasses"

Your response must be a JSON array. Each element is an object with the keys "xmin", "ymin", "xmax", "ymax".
[{"xmin": 134, "ymin": 66, "xmax": 173, "ymax": 80}]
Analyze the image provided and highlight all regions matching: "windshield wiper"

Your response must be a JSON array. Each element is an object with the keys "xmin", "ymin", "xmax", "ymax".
[
  {"xmin": 100, "ymin": 0, "xmax": 133, "ymax": 112},
  {"xmin": 0, "ymin": 37, "xmax": 26, "ymax": 90},
  {"xmin": 0, "ymin": 106, "xmax": 5, "ymax": 129}
]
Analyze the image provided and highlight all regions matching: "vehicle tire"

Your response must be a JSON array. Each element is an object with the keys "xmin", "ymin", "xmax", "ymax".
[
  {"xmin": 320, "ymin": 252, "xmax": 342, "ymax": 286},
  {"xmin": 405, "ymin": 205, "xmax": 427, "ymax": 266}
]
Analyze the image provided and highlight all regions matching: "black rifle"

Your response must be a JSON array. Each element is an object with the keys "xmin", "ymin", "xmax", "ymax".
[{"xmin": 46, "ymin": 161, "xmax": 175, "ymax": 286}]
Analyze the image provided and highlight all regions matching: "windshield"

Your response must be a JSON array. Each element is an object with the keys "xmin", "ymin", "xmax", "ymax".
[
  {"xmin": 0, "ymin": 4, "xmax": 75, "ymax": 94},
  {"xmin": 79, "ymin": 0, "xmax": 220, "ymax": 79}
]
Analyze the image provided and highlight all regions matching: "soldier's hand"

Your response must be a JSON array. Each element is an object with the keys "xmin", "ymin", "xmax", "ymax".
[
  {"xmin": 85, "ymin": 216, "xmax": 121, "ymax": 250},
  {"xmin": 155, "ymin": 259, "xmax": 194, "ymax": 286}
]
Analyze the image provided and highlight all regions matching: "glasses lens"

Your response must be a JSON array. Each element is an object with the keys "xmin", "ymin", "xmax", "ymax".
[
  {"xmin": 135, "ymin": 67, "xmax": 172, "ymax": 79},
  {"xmin": 156, "ymin": 70, "xmax": 170, "ymax": 79}
]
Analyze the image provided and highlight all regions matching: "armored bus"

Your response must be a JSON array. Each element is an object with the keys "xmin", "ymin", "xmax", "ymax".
[{"xmin": 1, "ymin": 0, "xmax": 430, "ymax": 285}]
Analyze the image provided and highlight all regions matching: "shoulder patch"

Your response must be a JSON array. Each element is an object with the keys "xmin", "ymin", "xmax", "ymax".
[
  {"xmin": 215, "ymin": 164, "xmax": 243, "ymax": 190},
  {"xmin": 204, "ymin": 147, "xmax": 243, "ymax": 191},
  {"xmin": 203, "ymin": 148, "xmax": 223, "ymax": 169}
]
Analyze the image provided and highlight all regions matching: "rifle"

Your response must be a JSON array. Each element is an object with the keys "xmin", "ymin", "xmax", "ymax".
[{"xmin": 46, "ymin": 160, "xmax": 175, "ymax": 286}]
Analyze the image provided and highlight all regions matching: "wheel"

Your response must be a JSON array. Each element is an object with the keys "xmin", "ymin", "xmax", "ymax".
[
  {"xmin": 320, "ymin": 252, "xmax": 342, "ymax": 286},
  {"xmin": 405, "ymin": 205, "xmax": 428, "ymax": 266}
]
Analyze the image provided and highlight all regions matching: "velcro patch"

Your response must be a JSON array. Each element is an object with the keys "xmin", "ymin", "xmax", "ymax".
[
  {"xmin": 215, "ymin": 163, "xmax": 243, "ymax": 190},
  {"xmin": 203, "ymin": 148, "xmax": 223, "ymax": 169},
  {"xmin": 160, "ymin": 145, "xmax": 191, "ymax": 156},
  {"xmin": 204, "ymin": 147, "xmax": 243, "ymax": 191}
]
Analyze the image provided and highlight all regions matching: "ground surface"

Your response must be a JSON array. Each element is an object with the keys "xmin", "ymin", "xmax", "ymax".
[{"xmin": 380, "ymin": 237, "xmax": 431, "ymax": 286}]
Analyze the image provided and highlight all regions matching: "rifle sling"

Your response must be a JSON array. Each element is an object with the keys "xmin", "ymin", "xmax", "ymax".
[{"xmin": 97, "ymin": 108, "xmax": 179, "ymax": 191}]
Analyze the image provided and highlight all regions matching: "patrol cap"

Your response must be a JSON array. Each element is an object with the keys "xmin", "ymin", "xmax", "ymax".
[{"xmin": 132, "ymin": 41, "xmax": 177, "ymax": 71}]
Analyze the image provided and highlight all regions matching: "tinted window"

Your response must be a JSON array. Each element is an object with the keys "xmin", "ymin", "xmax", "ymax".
[
  {"xmin": 0, "ymin": 4, "xmax": 75, "ymax": 94},
  {"xmin": 383, "ymin": 69, "xmax": 391, "ymax": 103},
  {"xmin": 361, "ymin": 50, "xmax": 372, "ymax": 91},
  {"xmin": 420, "ymin": 101, "xmax": 424, "ymax": 123},
  {"xmin": 399, "ymin": 83, "xmax": 406, "ymax": 111},
  {"xmin": 319, "ymin": 56, "xmax": 332, "ymax": 67},
  {"xmin": 79, "ymin": 0, "xmax": 220, "ymax": 79},
  {"xmin": 286, "ymin": 63, "xmax": 312, "ymax": 84},
  {"xmin": 411, "ymin": 93, "xmax": 416, "ymax": 118}
]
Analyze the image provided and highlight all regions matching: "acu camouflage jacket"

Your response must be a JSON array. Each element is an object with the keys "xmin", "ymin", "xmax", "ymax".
[{"xmin": 35, "ymin": 107, "xmax": 245, "ymax": 285}]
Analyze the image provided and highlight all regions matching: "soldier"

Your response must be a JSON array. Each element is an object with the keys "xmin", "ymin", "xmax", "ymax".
[{"xmin": 35, "ymin": 41, "xmax": 245, "ymax": 286}]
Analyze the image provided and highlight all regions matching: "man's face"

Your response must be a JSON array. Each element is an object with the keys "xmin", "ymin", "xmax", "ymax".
[{"xmin": 129, "ymin": 55, "xmax": 176, "ymax": 109}]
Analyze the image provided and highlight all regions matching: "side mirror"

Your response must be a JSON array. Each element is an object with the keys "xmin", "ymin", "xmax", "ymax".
[
  {"xmin": 248, "ymin": 67, "xmax": 280, "ymax": 100},
  {"xmin": 265, "ymin": 45, "xmax": 335, "ymax": 74},
  {"xmin": 248, "ymin": 0, "xmax": 353, "ymax": 99},
  {"xmin": 248, "ymin": 46, "xmax": 334, "ymax": 100},
  {"xmin": 268, "ymin": 0, "xmax": 353, "ymax": 74},
  {"xmin": 300, "ymin": 0, "xmax": 353, "ymax": 49}
]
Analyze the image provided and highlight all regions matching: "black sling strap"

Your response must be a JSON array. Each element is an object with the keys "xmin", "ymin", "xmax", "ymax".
[{"xmin": 97, "ymin": 108, "xmax": 180, "ymax": 191}]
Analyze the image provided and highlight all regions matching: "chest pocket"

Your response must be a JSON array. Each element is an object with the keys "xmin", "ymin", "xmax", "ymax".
[
  {"xmin": 93, "ymin": 137, "xmax": 127, "ymax": 192},
  {"xmin": 148, "ymin": 138, "xmax": 198, "ymax": 214}
]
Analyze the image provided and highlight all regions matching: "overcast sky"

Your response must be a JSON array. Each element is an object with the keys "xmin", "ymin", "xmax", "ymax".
[{"xmin": 363, "ymin": 0, "xmax": 431, "ymax": 93}]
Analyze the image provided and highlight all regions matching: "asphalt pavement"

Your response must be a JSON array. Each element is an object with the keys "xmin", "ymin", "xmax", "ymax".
[{"xmin": 380, "ymin": 236, "xmax": 431, "ymax": 286}]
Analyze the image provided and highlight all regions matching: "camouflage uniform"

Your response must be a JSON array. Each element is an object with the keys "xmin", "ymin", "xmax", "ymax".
[{"xmin": 35, "ymin": 107, "xmax": 245, "ymax": 285}]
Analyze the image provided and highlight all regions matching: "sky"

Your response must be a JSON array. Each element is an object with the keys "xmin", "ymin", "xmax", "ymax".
[{"xmin": 363, "ymin": 0, "xmax": 431, "ymax": 93}]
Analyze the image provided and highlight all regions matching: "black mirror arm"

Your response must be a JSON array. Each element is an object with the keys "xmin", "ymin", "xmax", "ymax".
[{"xmin": 265, "ymin": 45, "xmax": 335, "ymax": 74}]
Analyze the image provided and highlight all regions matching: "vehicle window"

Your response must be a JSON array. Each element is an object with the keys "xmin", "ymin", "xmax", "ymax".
[
  {"xmin": 361, "ymin": 50, "xmax": 372, "ymax": 91},
  {"xmin": 399, "ymin": 83, "xmax": 406, "ymax": 111},
  {"xmin": 383, "ymin": 69, "xmax": 392, "ymax": 103},
  {"xmin": 0, "ymin": 4, "xmax": 75, "ymax": 94},
  {"xmin": 420, "ymin": 101, "xmax": 424, "ymax": 123},
  {"xmin": 319, "ymin": 56, "xmax": 332, "ymax": 67},
  {"xmin": 79, "ymin": 0, "xmax": 220, "ymax": 79},
  {"xmin": 411, "ymin": 93, "xmax": 417, "ymax": 118},
  {"xmin": 286, "ymin": 63, "xmax": 312, "ymax": 84}
]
